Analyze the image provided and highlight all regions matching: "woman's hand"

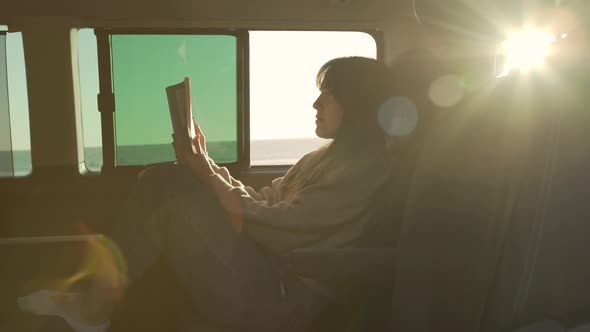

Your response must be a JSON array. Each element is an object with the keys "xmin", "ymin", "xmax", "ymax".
[
  {"xmin": 193, "ymin": 118, "xmax": 232, "ymax": 178},
  {"xmin": 173, "ymin": 134, "xmax": 216, "ymax": 182},
  {"xmin": 193, "ymin": 118, "xmax": 208, "ymax": 157}
]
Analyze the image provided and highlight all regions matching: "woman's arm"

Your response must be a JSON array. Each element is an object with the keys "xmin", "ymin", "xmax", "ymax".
[
  {"xmin": 206, "ymin": 173, "xmax": 244, "ymax": 233},
  {"xmin": 191, "ymin": 118, "xmax": 244, "ymax": 187},
  {"xmin": 208, "ymin": 158, "xmax": 244, "ymax": 187},
  {"xmin": 237, "ymin": 156, "xmax": 391, "ymax": 254},
  {"xmin": 173, "ymin": 134, "xmax": 246, "ymax": 233}
]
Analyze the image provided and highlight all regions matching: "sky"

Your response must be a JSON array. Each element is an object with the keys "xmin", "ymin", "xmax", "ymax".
[
  {"xmin": 4, "ymin": 28, "xmax": 376, "ymax": 150},
  {"xmin": 249, "ymin": 31, "xmax": 376, "ymax": 140}
]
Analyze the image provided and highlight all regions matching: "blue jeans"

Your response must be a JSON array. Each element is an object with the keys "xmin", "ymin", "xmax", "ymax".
[{"xmin": 111, "ymin": 163, "xmax": 323, "ymax": 332}]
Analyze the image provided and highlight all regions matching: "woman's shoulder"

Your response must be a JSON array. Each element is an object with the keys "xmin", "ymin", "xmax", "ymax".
[
  {"xmin": 288, "ymin": 143, "xmax": 392, "ymax": 184},
  {"xmin": 293, "ymin": 144, "xmax": 330, "ymax": 168},
  {"xmin": 325, "ymin": 146, "xmax": 393, "ymax": 183}
]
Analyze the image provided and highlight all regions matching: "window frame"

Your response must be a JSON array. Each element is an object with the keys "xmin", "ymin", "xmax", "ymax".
[
  {"xmin": 93, "ymin": 28, "xmax": 382, "ymax": 174},
  {"xmin": 0, "ymin": 31, "xmax": 13, "ymax": 177},
  {"xmin": 249, "ymin": 28, "xmax": 383, "ymax": 58},
  {"xmin": 0, "ymin": 30, "xmax": 33, "ymax": 179},
  {"xmin": 94, "ymin": 28, "xmax": 250, "ymax": 174},
  {"xmin": 245, "ymin": 28, "xmax": 383, "ymax": 171}
]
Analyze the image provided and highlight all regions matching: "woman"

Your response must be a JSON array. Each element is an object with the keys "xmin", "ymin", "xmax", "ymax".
[{"xmin": 20, "ymin": 56, "xmax": 399, "ymax": 332}]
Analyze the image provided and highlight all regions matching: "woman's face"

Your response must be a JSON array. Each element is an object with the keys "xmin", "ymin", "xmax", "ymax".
[{"xmin": 312, "ymin": 89, "xmax": 344, "ymax": 139}]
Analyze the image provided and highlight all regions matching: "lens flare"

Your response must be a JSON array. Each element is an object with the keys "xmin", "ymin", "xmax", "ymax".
[
  {"xmin": 429, "ymin": 74, "xmax": 464, "ymax": 108},
  {"xmin": 58, "ymin": 225, "xmax": 128, "ymax": 303},
  {"xmin": 377, "ymin": 97, "xmax": 418, "ymax": 137},
  {"xmin": 67, "ymin": 238, "xmax": 127, "ymax": 289},
  {"xmin": 17, "ymin": 226, "xmax": 129, "ymax": 329},
  {"xmin": 178, "ymin": 40, "xmax": 187, "ymax": 64}
]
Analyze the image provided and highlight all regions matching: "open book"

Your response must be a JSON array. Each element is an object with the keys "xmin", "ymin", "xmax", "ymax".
[{"xmin": 166, "ymin": 77, "xmax": 197, "ymax": 156}]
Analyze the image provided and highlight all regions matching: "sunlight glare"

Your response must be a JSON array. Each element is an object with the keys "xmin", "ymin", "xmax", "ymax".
[{"xmin": 499, "ymin": 28, "xmax": 557, "ymax": 75}]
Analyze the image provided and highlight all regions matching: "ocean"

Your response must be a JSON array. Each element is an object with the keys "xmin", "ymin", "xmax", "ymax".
[{"xmin": 1, "ymin": 138, "xmax": 329, "ymax": 176}]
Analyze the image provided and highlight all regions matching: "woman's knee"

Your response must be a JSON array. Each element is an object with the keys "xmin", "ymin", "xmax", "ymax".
[
  {"xmin": 136, "ymin": 163, "xmax": 211, "ymax": 204},
  {"xmin": 138, "ymin": 162, "xmax": 179, "ymax": 181},
  {"xmin": 137, "ymin": 163, "xmax": 194, "ymax": 187}
]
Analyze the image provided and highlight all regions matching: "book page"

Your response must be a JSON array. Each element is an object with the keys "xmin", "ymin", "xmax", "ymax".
[{"xmin": 166, "ymin": 77, "xmax": 195, "ymax": 155}]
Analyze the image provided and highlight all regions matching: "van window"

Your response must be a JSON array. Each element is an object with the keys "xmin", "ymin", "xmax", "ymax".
[
  {"xmin": 0, "ymin": 29, "xmax": 32, "ymax": 177},
  {"xmin": 79, "ymin": 30, "xmax": 238, "ymax": 171},
  {"xmin": 78, "ymin": 28, "xmax": 102, "ymax": 171},
  {"xmin": 249, "ymin": 31, "xmax": 377, "ymax": 165},
  {"xmin": 78, "ymin": 29, "xmax": 377, "ymax": 171},
  {"xmin": 110, "ymin": 34, "xmax": 238, "ymax": 166}
]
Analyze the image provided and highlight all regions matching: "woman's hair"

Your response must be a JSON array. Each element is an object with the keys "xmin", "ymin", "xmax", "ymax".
[
  {"xmin": 316, "ymin": 56, "xmax": 395, "ymax": 157},
  {"xmin": 288, "ymin": 53, "xmax": 445, "ymax": 192},
  {"xmin": 279, "ymin": 57, "xmax": 396, "ymax": 195}
]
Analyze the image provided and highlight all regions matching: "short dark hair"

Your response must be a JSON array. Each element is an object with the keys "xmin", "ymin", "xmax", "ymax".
[{"xmin": 316, "ymin": 56, "xmax": 395, "ymax": 156}]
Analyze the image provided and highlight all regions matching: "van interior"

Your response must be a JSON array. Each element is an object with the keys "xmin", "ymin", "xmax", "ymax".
[{"xmin": 2, "ymin": 0, "xmax": 590, "ymax": 331}]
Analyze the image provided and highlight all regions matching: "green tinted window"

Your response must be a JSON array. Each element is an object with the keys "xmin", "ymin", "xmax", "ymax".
[
  {"xmin": 111, "ymin": 34, "xmax": 237, "ymax": 165},
  {"xmin": 0, "ymin": 31, "xmax": 31, "ymax": 177}
]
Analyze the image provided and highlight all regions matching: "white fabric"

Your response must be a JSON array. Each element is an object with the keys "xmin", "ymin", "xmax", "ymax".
[{"xmin": 17, "ymin": 289, "xmax": 111, "ymax": 332}]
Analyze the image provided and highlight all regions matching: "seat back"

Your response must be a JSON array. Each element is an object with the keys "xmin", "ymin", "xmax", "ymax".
[
  {"xmin": 482, "ymin": 74, "xmax": 590, "ymax": 331},
  {"xmin": 305, "ymin": 49, "xmax": 452, "ymax": 332},
  {"xmin": 390, "ymin": 75, "xmax": 535, "ymax": 331},
  {"xmin": 354, "ymin": 49, "xmax": 448, "ymax": 250}
]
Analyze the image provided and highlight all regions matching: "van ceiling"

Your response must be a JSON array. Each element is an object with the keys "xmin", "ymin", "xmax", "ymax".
[
  {"xmin": 1, "ymin": 0, "xmax": 407, "ymax": 23},
  {"xmin": 1, "ymin": 0, "xmax": 525, "ymax": 29}
]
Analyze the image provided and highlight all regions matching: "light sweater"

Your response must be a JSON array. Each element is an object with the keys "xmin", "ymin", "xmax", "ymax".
[{"xmin": 230, "ymin": 146, "xmax": 392, "ymax": 257}]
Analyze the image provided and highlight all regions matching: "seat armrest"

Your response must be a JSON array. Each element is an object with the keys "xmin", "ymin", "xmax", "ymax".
[
  {"xmin": 285, "ymin": 248, "xmax": 396, "ymax": 285},
  {"xmin": 0, "ymin": 234, "xmax": 102, "ymax": 280}
]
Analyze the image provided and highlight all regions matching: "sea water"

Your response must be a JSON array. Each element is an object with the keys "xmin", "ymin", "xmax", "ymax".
[{"xmin": 2, "ymin": 138, "xmax": 329, "ymax": 176}]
